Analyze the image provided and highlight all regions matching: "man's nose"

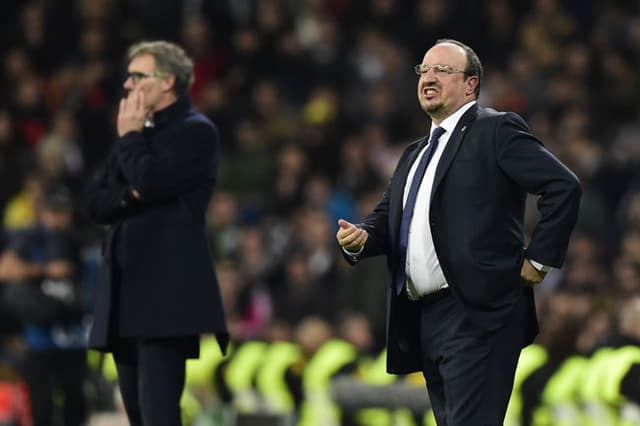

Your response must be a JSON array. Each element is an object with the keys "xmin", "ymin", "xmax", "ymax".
[{"xmin": 421, "ymin": 73, "xmax": 437, "ymax": 85}]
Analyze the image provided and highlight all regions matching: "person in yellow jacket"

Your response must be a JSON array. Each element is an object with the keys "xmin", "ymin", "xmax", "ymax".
[
  {"xmin": 585, "ymin": 297, "xmax": 640, "ymax": 426},
  {"xmin": 255, "ymin": 339, "xmax": 304, "ymax": 415},
  {"xmin": 216, "ymin": 339, "xmax": 268, "ymax": 413},
  {"xmin": 296, "ymin": 316, "xmax": 358, "ymax": 426},
  {"xmin": 504, "ymin": 343, "xmax": 548, "ymax": 426},
  {"xmin": 520, "ymin": 309, "xmax": 586, "ymax": 426}
]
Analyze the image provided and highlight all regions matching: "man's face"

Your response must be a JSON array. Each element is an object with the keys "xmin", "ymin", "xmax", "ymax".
[
  {"xmin": 40, "ymin": 208, "xmax": 72, "ymax": 233},
  {"xmin": 416, "ymin": 43, "xmax": 476, "ymax": 124},
  {"xmin": 123, "ymin": 54, "xmax": 172, "ymax": 113}
]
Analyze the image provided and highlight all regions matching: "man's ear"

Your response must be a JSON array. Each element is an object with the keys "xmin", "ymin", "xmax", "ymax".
[
  {"xmin": 162, "ymin": 75, "xmax": 176, "ymax": 93},
  {"xmin": 466, "ymin": 76, "xmax": 478, "ymax": 96}
]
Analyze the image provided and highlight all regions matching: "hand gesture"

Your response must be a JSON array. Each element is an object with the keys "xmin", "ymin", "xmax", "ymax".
[
  {"xmin": 117, "ymin": 90, "xmax": 146, "ymax": 137},
  {"xmin": 336, "ymin": 219, "xmax": 368, "ymax": 253},
  {"xmin": 45, "ymin": 260, "xmax": 75, "ymax": 279}
]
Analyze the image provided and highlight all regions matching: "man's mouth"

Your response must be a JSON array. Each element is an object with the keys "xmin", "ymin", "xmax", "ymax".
[{"xmin": 422, "ymin": 87, "xmax": 438, "ymax": 98}]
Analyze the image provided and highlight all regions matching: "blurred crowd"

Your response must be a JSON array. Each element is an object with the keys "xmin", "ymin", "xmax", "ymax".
[{"xmin": 1, "ymin": 0, "xmax": 640, "ymax": 425}]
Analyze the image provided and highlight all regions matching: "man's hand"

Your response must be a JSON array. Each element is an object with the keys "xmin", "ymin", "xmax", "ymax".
[
  {"xmin": 521, "ymin": 258, "xmax": 546, "ymax": 286},
  {"xmin": 0, "ymin": 252, "xmax": 43, "ymax": 281},
  {"xmin": 117, "ymin": 90, "xmax": 147, "ymax": 137},
  {"xmin": 44, "ymin": 260, "xmax": 75, "ymax": 279},
  {"xmin": 336, "ymin": 219, "xmax": 368, "ymax": 253}
]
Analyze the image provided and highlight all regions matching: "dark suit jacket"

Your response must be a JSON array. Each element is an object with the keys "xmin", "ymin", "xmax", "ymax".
[
  {"xmin": 345, "ymin": 104, "xmax": 581, "ymax": 374},
  {"xmin": 86, "ymin": 96, "xmax": 228, "ymax": 354}
]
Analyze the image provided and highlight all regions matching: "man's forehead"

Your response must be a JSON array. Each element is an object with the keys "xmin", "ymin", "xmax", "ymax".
[
  {"xmin": 128, "ymin": 54, "xmax": 156, "ymax": 70},
  {"xmin": 422, "ymin": 43, "xmax": 466, "ymax": 65}
]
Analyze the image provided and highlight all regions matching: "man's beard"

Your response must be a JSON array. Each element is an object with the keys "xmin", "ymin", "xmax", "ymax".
[{"xmin": 423, "ymin": 100, "xmax": 444, "ymax": 117}]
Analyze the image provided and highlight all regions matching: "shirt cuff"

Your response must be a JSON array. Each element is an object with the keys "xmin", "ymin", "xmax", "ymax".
[
  {"xmin": 528, "ymin": 259, "xmax": 552, "ymax": 273},
  {"xmin": 342, "ymin": 246, "xmax": 364, "ymax": 259}
]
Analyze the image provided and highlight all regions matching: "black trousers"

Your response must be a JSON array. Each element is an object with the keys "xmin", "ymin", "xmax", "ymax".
[
  {"xmin": 418, "ymin": 290, "xmax": 525, "ymax": 426},
  {"xmin": 21, "ymin": 349, "xmax": 87, "ymax": 426},
  {"xmin": 112, "ymin": 336, "xmax": 198, "ymax": 426}
]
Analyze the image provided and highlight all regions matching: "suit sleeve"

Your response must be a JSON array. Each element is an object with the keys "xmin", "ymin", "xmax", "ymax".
[
  {"xmin": 85, "ymin": 152, "xmax": 141, "ymax": 225},
  {"xmin": 115, "ymin": 120, "xmax": 218, "ymax": 200},
  {"xmin": 358, "ymin": 185, "xmax": 391, "ymax": 258},
  {"xmin": 496, "ymin": 112, "xmax": 582, "ymax": 267},
  {"xmin": 340, "ymin": 181, "xmax": 394, "ymax": 266},
  {"xmin": 340, "ymin": 145, "xmax": 419, "ymax": 265}
]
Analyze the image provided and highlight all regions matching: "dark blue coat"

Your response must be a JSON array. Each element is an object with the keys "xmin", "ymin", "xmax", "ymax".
[{"xmin": 86, "ymin": 96, "xmax": 228, "ymax": 354}]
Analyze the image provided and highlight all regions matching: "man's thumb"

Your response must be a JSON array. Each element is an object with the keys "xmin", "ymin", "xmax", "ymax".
[{"xmin": 338, "ymin": 219, "xmax": 351, "ymax": 229}]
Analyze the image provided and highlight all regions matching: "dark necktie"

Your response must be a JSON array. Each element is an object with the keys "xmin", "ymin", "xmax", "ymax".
[{"xmin": 395, "ymin": 126, "xmax": 446, "ymax": 295}]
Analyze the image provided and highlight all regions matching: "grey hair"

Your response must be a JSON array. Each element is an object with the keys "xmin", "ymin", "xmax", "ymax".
[{"xmin": 128, "ymin": 40, "xmax": 194, "ymax": 96}]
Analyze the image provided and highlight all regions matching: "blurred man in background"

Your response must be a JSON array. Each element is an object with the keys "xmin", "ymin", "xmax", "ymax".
[
  {"xmin": 0, "ymin": 185, "xmax": 86, "ymax": 426},
  {"xmin": 86, "ymin": 40, "xmax": 228, "ymax": 426}
]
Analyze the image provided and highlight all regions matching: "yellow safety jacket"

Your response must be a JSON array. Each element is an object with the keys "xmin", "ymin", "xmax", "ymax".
[
  {"xmin": 505, "ymin": 344, "xmax": 548, "ymax": 426},
  {"xmin": 532, "ymin": 355, "xmax": 588, "ymax": 426},
  {"xmin": 299, "ymin": 339, "xmax": 357, "ymax": 426},
  {"xmin": 224, "ymin": 340, "xmax": 268, "ymax": 413},
  {"xmin": 255, "ymin": 341, "xmax": 303, "ymax": 413},
  {"xmin": 600, "ymin": 346, "xmax": 640, "ymax": 426}
]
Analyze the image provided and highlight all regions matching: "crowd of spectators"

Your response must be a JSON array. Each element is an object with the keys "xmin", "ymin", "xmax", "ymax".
[{"xmin": 1, "ymin": 0, "xmax": 640, "ymax": 423}]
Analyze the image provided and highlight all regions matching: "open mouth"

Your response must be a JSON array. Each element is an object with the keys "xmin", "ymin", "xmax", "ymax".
[{"xmin": 422, "ymin": 87, "xmax": 438, "ymax": 99}]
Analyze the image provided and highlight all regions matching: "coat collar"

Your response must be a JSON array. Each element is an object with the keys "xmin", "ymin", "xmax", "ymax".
[{"xmin": 152, "ymin": 95, "xmax": 191, "ymax": 128}]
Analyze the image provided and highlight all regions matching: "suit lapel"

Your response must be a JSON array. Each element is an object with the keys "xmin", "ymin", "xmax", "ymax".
[
  {"xmin": 396, "ymin": 136, "xmax": 428, "ymax": 197},
  {"xmin": 389, "ymin": 136, "xmax": 427, "ymax": 247},
  {"xmin": 430, "ymin": 104, "xmax": 479, "ymax": 204}
]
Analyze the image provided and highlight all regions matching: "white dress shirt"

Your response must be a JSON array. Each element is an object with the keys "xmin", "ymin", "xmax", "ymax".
[{"xmin": 403, "ymin": 101, "xmax": 476, "ymax": 298}]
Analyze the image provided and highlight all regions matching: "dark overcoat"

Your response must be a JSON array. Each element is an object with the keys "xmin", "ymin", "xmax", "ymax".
[{"xmin": 86, "ymin": 96, "xmax": 228, "ymax": 354}]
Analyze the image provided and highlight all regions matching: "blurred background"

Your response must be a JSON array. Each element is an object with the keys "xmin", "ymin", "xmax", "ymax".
[{"xmin": 0, "ymin": 0, "xmax": 640, "ymax": 425}]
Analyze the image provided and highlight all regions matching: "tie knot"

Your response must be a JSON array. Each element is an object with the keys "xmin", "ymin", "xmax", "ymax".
[{"xmin": 431, "ymin": 127, "xmax": 445, "ymax": 142}]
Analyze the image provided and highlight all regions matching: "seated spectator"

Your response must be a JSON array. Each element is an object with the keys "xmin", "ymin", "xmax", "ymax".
[{"xmin": 0, "ymin": 185, "xmax": 87, "ymax": 426}]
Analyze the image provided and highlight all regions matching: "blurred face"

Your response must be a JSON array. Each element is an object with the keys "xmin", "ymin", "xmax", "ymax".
[
  {"xmin": 417, "ymin": 43, "xmax": 477, "ymax": 124},
  {"xmin": 123, "ymin": 54, "xmax": 175, "ymax": 113},
  {"xmin": 40, "ymin": 208, "xmax": 72, "ymax": 232}
]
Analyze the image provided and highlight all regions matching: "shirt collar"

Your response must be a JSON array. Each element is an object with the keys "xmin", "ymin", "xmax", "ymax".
[
  {"xmin": 151, "ymin": 95, "xmax": 191, "ymax": 128},
  {"xmin": 429, "ymin": 100, "xmax": 476, "ymax": 138}
]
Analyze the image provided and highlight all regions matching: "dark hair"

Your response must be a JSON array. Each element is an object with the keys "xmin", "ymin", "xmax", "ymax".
[{"xmin": 435, "ymin": 39, "xmax": 483, "ymax": 98}]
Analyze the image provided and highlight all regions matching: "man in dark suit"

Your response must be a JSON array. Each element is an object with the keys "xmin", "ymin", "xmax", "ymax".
[
  {"xmin": 86, "ymin": 41, "xmax": 228, "ymax": 426},
  {"xmin": 336, "ymin": 39, "xmax": 581, "ymax": 425}
]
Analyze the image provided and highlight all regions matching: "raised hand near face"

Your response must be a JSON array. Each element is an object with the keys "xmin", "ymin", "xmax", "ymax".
[{"xmin": 117, "ymin": 89, "xmax": 147, "ymax": 137}]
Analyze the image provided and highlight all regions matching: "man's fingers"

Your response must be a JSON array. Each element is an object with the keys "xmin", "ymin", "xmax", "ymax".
[
  {"xmin": 520, "ymin": 259, "xmax": 545, "ymax": 286},
  {"xmin": 339, "ymin": 228, "xmax": 367, "ymax": 248},
  {"xmin": 349, "ymin": 231, "xmax": 368, "ymax": 249},
  {"xmin": 127, "ymin": 90, "xmax": 139, "ymax": 110},
  {"xmin": 137, "ymin": 91, "xmax": 145, "ymax": 113},
  {"xmin": 339, "ymin": 228, "xmax": 361, "ymax": 246},
  {"xmin": 130, "ymin": 90, "xmax": 139, "ymax": 110},
  {"xmin": 337, "ymin": 224, "xmax": 358, "ymax": 240}
]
